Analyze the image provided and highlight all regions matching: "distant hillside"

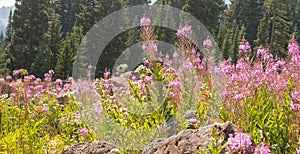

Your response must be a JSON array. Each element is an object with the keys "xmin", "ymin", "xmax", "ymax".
[{"xmin": 0, "ymin": 6, "xmax": 15, "ymax": 33}]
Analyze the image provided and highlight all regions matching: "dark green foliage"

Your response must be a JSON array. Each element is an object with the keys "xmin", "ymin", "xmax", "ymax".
[
  {"xmin": 7, "ymin": 0, "xmax": 51, "ymax": 74},
  {"xmin": 2, "ymin": 0, "xmax": 300, "ymax": 77},
  {"xmin": 55, "ymin": 36, "xmax": 74, "ymax": 79},
  {"xmin": 218, "ymin": 0, "xmax": 265, "ymax": 60},
  {"xmin": 255, "ymin": 0, "xmax": 293, "ymax": 57},
  {"xmin": 31, "ymin": 38, "xmax": 52, "ymax": 78},
  {"xmin": 55, "ymin": 0, "xmax": 81, "ymax": 37},
  {"xmin": 5, "ymin": 10, "xmax": 13, "ymax": 44},
  {"xmin": 183, "ymin": 0, "xmax": 226, "ymax": 36}
]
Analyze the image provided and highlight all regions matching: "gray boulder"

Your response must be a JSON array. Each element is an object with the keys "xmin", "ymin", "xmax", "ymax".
[
  {"xmin": 61, "ymin": 141, "xmax": 120, "ymax": 154},
  {"xmin": 142, "ymin": 122, "xmax": 237, "ymax": 154}
]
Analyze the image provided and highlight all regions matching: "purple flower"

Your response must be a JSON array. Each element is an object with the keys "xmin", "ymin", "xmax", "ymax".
[
  {"xmin": 68, "ymin": 77, "xmax": 74, "ymax": 83},
  {"xmin": 13, "ymin": 70, "xmax": 19, "ymax": 76},
  {"xmin": 41, "ymin": 104, "xmax": 49, "ymax": 112},
  {"xmin": 49, "ymin": 70, "xmax": 54, "ymax": 75},
  {"xmin": 288, "ymin": 36, "xmax": 300, "ymax": 56},
  {"xmin": 6, "ymin": 76, "xmax": 12, "ymax": 81},
  {"xmin": 64, "ymin": 83, "xmax": 72, "ymax": 90},
  {"xmin": 94, "ymin": 106, "xmax": 103, "ymax": 115},
  {"xmin": 203, "ymin": 37, "xmax": 213, "ymax": 48},
  {"xmin": 35, "ymin": 78, "xmax": 42, "ymax": 83},
  {"xmin": 254, "ymin": 143, "xmax": 271, "ymax": 154},
  {"xmin": 104, "ymin": 70, "xmax": 110, "ymax": 79},
  {"xmin": 26, "ymin": 90, "xmax": 32, "ymax": 98},
  {"xmin": 0, "ymin": 78, "xmax": 4, "ymax": 82},
  {"xmin": 140, "ymin": 16, "xmax": 151, "ymax": 26},
  {"xmin": 292, "ymin": 91, "xmax": 300, "ymax": 102},
  {"xmin": 56, "ymin": 79, "xmax": 63, "ymax": 85},
  {"xmin": 142, "ymin": 42, "xmax": 158, "ymax": 52},
  {"xmin": 79, "ymin": 128, "xmax": 89, "ymax": 135},
  {"xmin": 169, "ymin": 81, "xmax": 181, "ymax": 88},
  {"xmin": 172, "ymin": 52, "xmax": 178, "ymax": 58},
  {"xmin": 227, "ymin": 133, "xmax": 253, "ymax": 152},
  {"xmin": 144, "ymin": 76, "xmax": 153, "ymax": 84},
  {"xmin": 257, "ymin": 46, "xmax": 268, "ymax": 58},
  {"xmin": 44, "ymin": 73, "xmax": 52, "ymax": 82},
  {"xmin": 35, "ymin": 92, "xmax": 43, "ymax": 99},
  {"xmin": 239, "ymin": 36, "xmax": 251, "ymax": 54},
  {"xmin": 176, "ymin": 24, "xmax": 192, "ymax": 38},
  {"xmin": 168, "ymin": 92, "xmax": 176, "ymax": 97},
  {"xmin": 290, "ymin": 100, "xmax": 300, "ymax": 112}
]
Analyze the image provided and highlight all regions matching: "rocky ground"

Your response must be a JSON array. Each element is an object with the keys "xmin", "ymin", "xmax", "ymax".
[{"xmin": 61, "ymin": 120, "xmax": 237, "ymax": 154}]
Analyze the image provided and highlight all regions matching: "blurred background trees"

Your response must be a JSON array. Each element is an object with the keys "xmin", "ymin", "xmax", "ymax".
[{"xmin": 0, "ymin": 0, "xmax": 299, "ymax": 78}]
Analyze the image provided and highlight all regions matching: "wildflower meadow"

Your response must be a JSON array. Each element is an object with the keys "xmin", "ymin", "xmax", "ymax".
[{"xmin": 0, "ymin": 15, "xmax": 300, "ymax": 154}]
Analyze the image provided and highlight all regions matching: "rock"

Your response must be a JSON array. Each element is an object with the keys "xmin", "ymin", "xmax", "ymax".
[
  {"xmin": 61, "ymin": 141, "xmax": 120, "ymax": 154},
  {"xmin": 184, "ymin": 110, "xmax": 197, "ymax": 120},
  {"xmin": 187, "ymin": 118, "xmax": 201, "ymax": 129},
  {"xmin": 142, "ymin": 122, "xmax": 237, "ymax": 154}
]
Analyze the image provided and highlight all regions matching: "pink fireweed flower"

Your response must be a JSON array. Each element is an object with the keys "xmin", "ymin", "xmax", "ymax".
[
  {"xmin": 292, "ymin": 91, "xmax": 300, "ymax": 102},
  {"xmin": 172, "ymin": 51, "xmax": 178, "ymax": 58},
  {"xmin": 169, "ymin": 81, "xmax": 181, "ymax": 88},
  {"xmin": 79, "ymin": 128, "xmax": 89, "ymax": 135},
  {"xmin": 144, "ymin": 75, "xmax": 153, "ymax": 84},
  {"xmin": 56, "ymin": 79, "xmax": 63, "ymax": 85},
  {"xmin": 49, "ymin": 70, "xmax": 54, "ymax": 75},
  {"xmin": 35, "ymin": 78, "xmax": 42, "ymax": 83},
  {"xmin": 64, "ymin": 83, "xmax": 72, "ymax": 90},
  {"xmin": 6, "ymin": 76, "xmax": 12, "ymax": 81},
  {"xmin": 227, "ymin": 133, "xmax": 253, "ymax": 152},
  {"xmin": 104, "ymin": 70, "xmax": 110, "ymax": 79},
  {"xmin": 256, "ymin": 46, "xmax": 269, "ymax": 60},
  {"xmin": 176, "ymin": 24, "xmax": 192, "ymax": 38},
  {"xmin": 34, "ymin": 92, "xmax": 43, "ymax": 99},
  {"xmin": 44, "ymin": 73, "xmax": 52, "ymax": 82},
  {"xmin": 142, "ymin": 42, "xmax": 158, "ymax": 52},
  {"xmin": 168, "ymin": 92, "xmax": 176, "ymax": 97},
  {"xmin": 288, "ymin": 35, "xmax": 300, "ymax": 56},
  {"xmin": 68, "ymin": 77, "xmax": 74, "ymax": 82},
  {"xmin": 254, "ymin": 143, "xmax": 271, "ymax": 154},
  {"xmin": 0, "ymin": 78, "xmax": 4, "ymax": 82},
  {"xmin": 94, "ymin": 106, "xmax": 103, "ymax": 115},
  {"xmin": 239, "ymin": 36, "xmax": 251, "ymax": 54},
  {"xmin": 131, "ymin": 75, "xmax": 136, "ymax": 81},
  {"xmin": 140, "ymin": 16, "xmax": 151, "ymax": 26},
  {"xmin": 203, "ymin": 37, "xmax": 213, "ymax": 48},
  {"xmin": 13, "ymin": 70, "xmax": 19, "ymax": 76},
  {"xmin": 290, "ymin": 100, "xmax": 300, "ymax": 112},
  {"xmin": 41, "ymin": 104, "xmax": 49, "ymax": 112}
]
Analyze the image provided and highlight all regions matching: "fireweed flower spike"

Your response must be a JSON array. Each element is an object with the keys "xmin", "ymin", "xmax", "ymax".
[
  {"xmin": 239, "ymin": 36, "xmax": 251, "ymax": 55},
  {"xmin": 79, "ymin": 128, "xmax": 89, "ymax": 135},
  {"xmin": 254, "ymin": 142, "xmax": 271, "ymax": 154},
  {"xmin": 203, "ymin": 37, "xmax": 213, "ymax": 48},
  {"xmin": 140, "ymin": 15, "xmax": 151, "ymax": 27},
  {"xmin": 288, "ymin": 35, "xmax": 300, "ymax": 56},
  {"xmin": 176, "ymin": 24, "xmax": 192, "ymax": 38},
  {"xmin": 290, "ymin": 100, "xmax": 300, "ymax": 112}
]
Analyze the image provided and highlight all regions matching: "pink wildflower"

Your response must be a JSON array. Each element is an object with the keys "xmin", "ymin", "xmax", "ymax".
[{"xmin": 140, "ymin": 16, "xmax": 151, "ymax": 26}]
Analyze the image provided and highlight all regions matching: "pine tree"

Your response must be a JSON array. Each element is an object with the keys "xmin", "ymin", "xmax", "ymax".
[
  {"xmin": 5, "ymin": 10, "xmax": 13, "ymax": 43},
  {"xmin": 55, "ymin": 37, "xmax": 74, "ymax": 79},
  {"xmin": 255, "ymin": 0, "xmax": 293, "ymax": 57},
  {"xmin": 182, "ymin": 0, "xmax": 225, "ymax": 35},
  {"xmin": 31, "ymin": 38, "xmax": 52, "ymax": 77},
  {"xmin": 46, "ymin": 9, "xmax": 63, "ymax": 69},
  {"xmin": 218, "ymin": 0, "xmax": 264, "ymax": 60},
  {"xmin": 55, "ymin": 0, "xmax": 80, "ymax": 37},
  {"xmin": 0, "ymin": 31, "xmax": 4, "ymax": 42},
  {"xmin": 7, "ymin": 0, "xmax": 51, "ymax": 73},
  {"xmin": 56, "ymin": 25, "xmax": 83, "ymax": 79}
]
